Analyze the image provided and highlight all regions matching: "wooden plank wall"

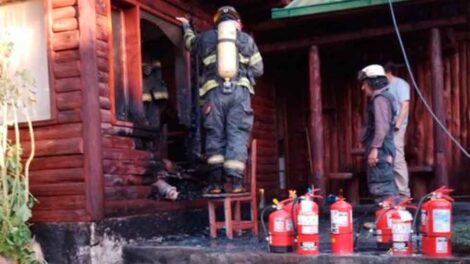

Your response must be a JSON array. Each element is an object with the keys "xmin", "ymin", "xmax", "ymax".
[
  {"xmin": 252, "ymin": 79, "xmax": 279, "ymax": 197},
  {"xmin": 28, "ymin": 0, "xmax": 89, "ymax": 222}
]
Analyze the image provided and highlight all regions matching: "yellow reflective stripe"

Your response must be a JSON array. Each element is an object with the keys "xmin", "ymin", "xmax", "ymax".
[
  {"xmin": 224, "ymin": 160, "xmax": 245, "ymax": 171},
  {"xmin": 208, "ymin": 154, "xmax": 224, "ymax": 165},
  {"xmin": 153, "ymin": 91, "xmax": 168, "ymax": 100},
  {"xmin": 199, "ymin": 80, "xmax": 218, "ymax": 96},
  {"xmin": 203, "ymin": 54, "xmax": 216, "ymax": 66},
  {"xmin": 184, "ymin": 30, "xmax": 195, "ymax": 49},
  {"xmin": 249, "ymin": 52, "xmax": 262, "ymax": 66},
  {"xmin": 142, "ymin": 93, "xmax": 152, "ymax": 102},
  {"xmin": 239, "ymin": 54, "xmax": 250, "ymax": 65}
]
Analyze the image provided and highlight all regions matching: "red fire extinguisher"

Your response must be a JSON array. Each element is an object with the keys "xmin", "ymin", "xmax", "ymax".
[
  {"xmin": 375, "ymin": 198, "xmax": 396, "ymax": 250},
  {"xmin": 420, "ymin": 186, "xmax": 453, "ymax": 257},
  {"xmin": 295, "ymin": 188, "xmax": 322, "ymax": 256},
  {"xmin": 330, "ymin": 195, "xmax": 353, "ymax": 255},
  {"xmin": 266, "ymin": 198, "xmax": 295, "ymax": 253},
  {"xmin": 391, "ymin": 200, "xmax": 414, "ymax": 255}
]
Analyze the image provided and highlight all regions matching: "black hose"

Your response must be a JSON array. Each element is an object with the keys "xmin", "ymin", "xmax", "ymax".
[
  {"xmin": 353, "ymin": 204, "xmax": 377, "ymax": 250},
  {"xmin": 412, "ymin": 194, "xmax": 431, "ymax": 236},
  {"xmin": 291, "ymin": 197, "xmax": 301, "ymax": 239},
  {"xmin": 260, "ymin": 205, "xmax": 274, "ymax": 242}
]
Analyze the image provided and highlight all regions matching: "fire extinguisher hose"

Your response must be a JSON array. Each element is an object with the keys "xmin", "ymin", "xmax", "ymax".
[
  {"xmin": 260, "ymin": 205, "xmax": 275, "ymax": 241},
  {"xmin": 412, "ymin": 193, "xmax": 432, "ymax": 237}
]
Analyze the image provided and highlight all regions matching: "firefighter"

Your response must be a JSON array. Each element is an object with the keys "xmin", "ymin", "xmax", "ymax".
[
  {"xmin": 176, "ymin": 6, "xmax": 264, "ymax": 193},
  {"xmin": 142, "ymin": 59, "xmax": 168, "ymax": 128},
  {"xmin": 358, "ymin": 64, "xmax": 399, "ymax": 203}
]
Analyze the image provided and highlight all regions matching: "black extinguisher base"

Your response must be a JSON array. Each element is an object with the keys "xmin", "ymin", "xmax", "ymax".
[{"xmin": 269, "ymin": 245, "xmax": 293, "ymax": 253}]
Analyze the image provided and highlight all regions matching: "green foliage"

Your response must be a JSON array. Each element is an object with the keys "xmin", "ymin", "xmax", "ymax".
[{"xmin": 0, "ymin": 39, "xmax": 42, "ymax": 264}]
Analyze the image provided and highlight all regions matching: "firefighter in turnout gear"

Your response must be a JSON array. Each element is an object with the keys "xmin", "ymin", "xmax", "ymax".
[
  {"xmin": 176, "ymin": 6, "xmax": 264, "ymax": 194},
  {"xmin": 358, "ymin": 64, "xmax": 399, "ymax": 203},
  {"xmin": 142, "ymin": 60, "xmax": 168, "ymax": 128}
]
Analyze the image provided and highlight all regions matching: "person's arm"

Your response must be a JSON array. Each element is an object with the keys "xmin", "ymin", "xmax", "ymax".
[
  {"xmin": 394, "ymin": 101, "xmax": 410, "ymax": 130},
  {"xmin": 394, "ymin": 80, "xmax": 411, "ymax": 130},
  {"xmin": 368, "ymin": 96, "xmax": 392, "ymax": 166},
  {"xmin": 176, "ymin": 17, "xmax": 198, "ymax": 51},
  {"xmin": 248, "ymin": 37, "xmax": 263, "ymax": 78}
]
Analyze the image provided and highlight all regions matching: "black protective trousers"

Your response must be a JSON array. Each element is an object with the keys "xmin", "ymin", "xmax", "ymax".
[{"xmin": 204, "ymin": 86, "xmax": 253, "ymax": 179}]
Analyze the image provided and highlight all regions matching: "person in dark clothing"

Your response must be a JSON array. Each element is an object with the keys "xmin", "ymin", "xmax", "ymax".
[
  {"xmin": 358, "ymin": 64, "xmax": 399, "ymax": 202},
  {"xmin": 176, "ymin": 6, "xmax": 264, "ymax": 193}
]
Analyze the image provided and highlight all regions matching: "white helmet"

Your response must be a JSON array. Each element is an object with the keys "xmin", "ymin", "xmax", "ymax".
[{"xmin": 358, "ymin": 64, "xmax": 386, "ymax": 81}]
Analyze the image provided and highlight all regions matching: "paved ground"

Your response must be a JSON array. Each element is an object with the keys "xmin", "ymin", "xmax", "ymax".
[{"xmin": 122, "ymin": 203, "xmax": 470, "ymax": 263}]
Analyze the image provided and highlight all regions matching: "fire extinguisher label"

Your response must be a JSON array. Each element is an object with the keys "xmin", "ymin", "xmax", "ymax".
[
  {"xmin": 302, "ymin": 225, "xmax": 318, "ymax": 234},
  {"xmin": 436, "ymin": 237, "xmax": 448, "ymax": 253},
  {"xmin": 432, "ymin": 209, "xmax": 451, "ymax": 233},
  {"xmin": 392, "ymin": 223, "xmax": 411, "ymax": 242},
  {"xmin": 274, "ymin": 218, "xmax": 285, "ymax": 232},
  {"xmin": 298, "ymin": 214, "xmax": 318, "ymax": 225},
  {"xmin": 331, "ymin": 210, "xmax": 349, "ymax": 227},
  {"xmin": 300, "ymin": 242, "xmax": 317, "ymax": 250}
]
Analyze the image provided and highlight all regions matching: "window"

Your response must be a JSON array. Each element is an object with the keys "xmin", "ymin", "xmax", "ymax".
[{"xmin": 0, "ymin": 0, "xmax": 51, "ymax": 121}]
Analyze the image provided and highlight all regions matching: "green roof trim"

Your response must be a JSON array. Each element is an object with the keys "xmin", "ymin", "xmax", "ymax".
[{"xmin": 272, "ymin": 0, "xmax": 410, "ymax": 19}]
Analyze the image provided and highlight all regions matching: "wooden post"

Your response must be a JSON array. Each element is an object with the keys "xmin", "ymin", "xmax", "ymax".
[
  {"xmin": 308, "ymin": 46, "xmax": 326, "ymax": 195},
  {"xmin": 79, "ymin": 0, "xmax": 104, "ymax": 220},
  {"xmin": 429, "ymin": 28, "xmax": 449, "ymax": 188}
]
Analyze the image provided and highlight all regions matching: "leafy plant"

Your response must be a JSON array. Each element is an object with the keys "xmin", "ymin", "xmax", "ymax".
[
  {"xmin": 452, "ymin": 223, "xmax": 470, "ymax": 255},
  {"xmin": 0, "ymin": 39, "xmax": 42, "ymax": 263}
]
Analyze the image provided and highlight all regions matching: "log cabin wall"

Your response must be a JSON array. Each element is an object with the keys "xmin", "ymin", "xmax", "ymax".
[
  {"xmin": 27, "ymin": 0, "xmax": 213, "ymax": 222},
  {"xmin": 29, "ymin": 0, "xmax": 90, "ymax": 222}
]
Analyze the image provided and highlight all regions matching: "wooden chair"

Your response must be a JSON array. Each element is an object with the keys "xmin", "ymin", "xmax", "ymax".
[{"xmin": 203, "ymin": 139, "xmax": 258, "ymax": 239}]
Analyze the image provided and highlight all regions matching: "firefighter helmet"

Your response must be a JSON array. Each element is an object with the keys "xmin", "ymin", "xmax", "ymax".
[{"xmin": 213, "ymin": 6, "xmax": 240, "ymax": 24}]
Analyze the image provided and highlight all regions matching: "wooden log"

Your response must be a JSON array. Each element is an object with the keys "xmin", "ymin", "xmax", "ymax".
[
  {"xmin": 430, "ymin": 28, "xmax": 449, "ymax": 187},
  {"xmin": 52, "ymin": 6, "xmax": 77, "ymax": 20},
  {"xmin": 96, "ymin": 24, "xmax": 108, "ymax": 42},
  {"xmin": 96, "ymin": 40, "xmax": 109, "ymax": 59},
  {"xmin": 99, "ymin": 82, "xmax": 110, "ymax": 97},
  {"xmin": 79, "ymin": 0, "xmax": 104, "ymax": 221},
  {"xmin": 451, "ymin": 51, "xmax": 461, "ymax": 169},
  {"xmin": 30, "ymin": 155, "xmax": 83, "ymax": 171},
  {"xmin": 34, "ymin": 195, "xmax": 86, "ymax": 211},
  {"xmin": 31, "ymin": 183, "xmax": 85, "ymax": 197},
  {"xmin": 24, "ymin": 137, "xmax": 83, "ymax": 157},
  {"xmin": 100, "ymin": 109, "xmax": 112, "ymax": 123},
  {"xmin": 21, "ymin": 123, "xmax": 82, "ymax": 140},
  {"xmin": 102, "ymin": 160, "xmax": 150, "ymax": 175},
  {"xmin": 443, "ymin": 57, "xmax": 452, "ymax": 169},
  {"xmin": 52, "ymin": 31, "xmax": 80, "ymax": 51},
  {"xmin": 308, "ymin": 46, "xmax": 326, "ymax": 194},
  {"xmin": 58, "ymin": 110, "xmax": 82, "ymax": 123},
  {"xmin": 54, "ymin": 61, "xmax": 81, "ymax": 78},
  {"xmin": 97, "ymin": 57, "xmax": 109, "ymax": 72},
  {"xmin": 99, "ymin": 96, "xmax": 111, "ymax": 110},
  {"xmin": 55, "ymin": 77, "xmax": 82, "ymax": 92},
  {"xmin": 104, "ymin": 186, "xmax": 151, "ymax": 200},
  {"xmin": 104, "ymin": 174, "xmax": 147, "ymax": 187},
  {"xmin": 98, "ymin": 71, "xmax": 109, "ymax": 83},
  {"xmin": 102, "ymin": 136, "xmax": 135, "ymax": 149},
  {"xmin": 461, "ymin": 42, "xmax": 468, "ymax": 156},
  {"xmin": 103, "ymin": 199, "xmax": 207, "ymax": 217},
  {"xmin": 31, "ymin": 209, "xmax": 91, "ymax": 222},
  {"xmin": 54, "ymin": 49, "xmax": 80, "ymax": 63},
  {"xmin": 102, "ymin": 148, "xmax": 154, "ymax": 161},
  {"xmin": 30, "ymin": 168, "xmax": 84, "ymax": 184},
  {"xmin": 57, "ymin": 91, "xmax": 82, "ymax": 110},
  {"xmin": 96, "ymin": 0, "xmax": 108, "ymax": 16},
  {"xmin": 52, "ymin": 18, "xmax": 78, "ymax": 32},
  {"xmin": 52, "ymin": 0, "xmax": 77, "ymax": 8}
]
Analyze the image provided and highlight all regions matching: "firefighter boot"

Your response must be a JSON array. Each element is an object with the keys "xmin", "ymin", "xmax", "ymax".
[
  {"xmin": 230, "ymin": 176, "xmax": 244, "ymax": 193},
  {"xmin": 206, "ymin": 166, "xmax": 224, "ymax": 194}
]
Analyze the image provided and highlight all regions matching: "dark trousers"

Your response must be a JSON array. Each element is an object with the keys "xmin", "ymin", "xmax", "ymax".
[
  {"xmin": 366, "ymin": 149, "xmax": 399, "ymax": 203},
  {"xmin": 204, "ymin": 86, "xmax": 253, "ymax": 179}
]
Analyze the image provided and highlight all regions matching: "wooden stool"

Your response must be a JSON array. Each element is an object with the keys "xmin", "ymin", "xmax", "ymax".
[{"xmin": 203, "ymin": 139, "xmax": 258, "ymax": 239}]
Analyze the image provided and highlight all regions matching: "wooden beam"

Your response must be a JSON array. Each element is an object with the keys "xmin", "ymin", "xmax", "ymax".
[
  {"xmin": 429, "ymin": 28, "xmax": 449, "ymax": 188},
  {"xmin": 260, "ymin": 16, "xmax": 466, "ymax": 53},
  {"xmin": 79, "ymin": 0, "xmax": 104, "ymax": 220},
  {"xmin": 308, "ymin": 46, "xmax": 326, "ymax": 196}
]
